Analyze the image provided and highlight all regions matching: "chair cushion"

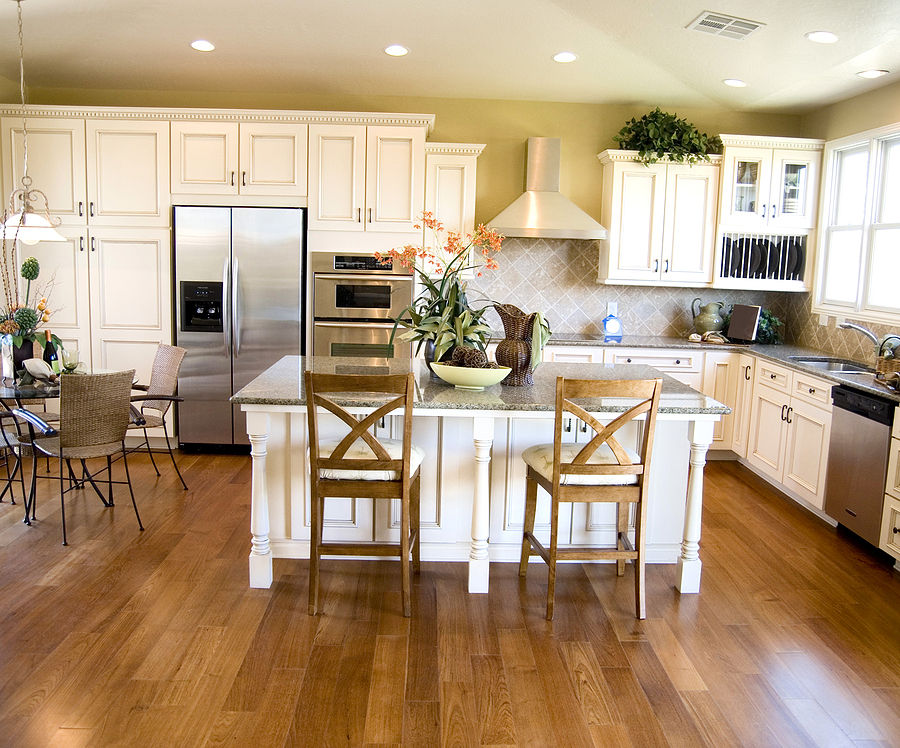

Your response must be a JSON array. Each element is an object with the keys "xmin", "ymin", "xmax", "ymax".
[
  {"xmin": 316, "ymin": 437, "xmax": 424, "ymax": 481},
  {"xmin": 523, "ymin": 442, "xmax": 640, "ymax": 486}
]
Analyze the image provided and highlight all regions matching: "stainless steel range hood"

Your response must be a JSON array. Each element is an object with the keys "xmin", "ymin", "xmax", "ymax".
[{"xmin": 487, "ymin": 137, "xmax": 608, "ymax": 240}]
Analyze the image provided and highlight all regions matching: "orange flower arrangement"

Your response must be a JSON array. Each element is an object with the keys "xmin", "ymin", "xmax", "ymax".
[{"xmin": 376, "ymin": 212, "xmax": 504, "ymax": 361}]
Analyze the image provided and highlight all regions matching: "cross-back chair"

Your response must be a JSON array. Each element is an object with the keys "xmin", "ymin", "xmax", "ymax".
[
  {"xmin": 519, "ymin": 376, "xmax": 663, "ymax": 620},
  {"xmin": 305, "ymin": 370, "xmax": 422, "ymax": 617}
]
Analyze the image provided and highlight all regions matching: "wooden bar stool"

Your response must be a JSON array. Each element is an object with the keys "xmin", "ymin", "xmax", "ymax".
[
  {"xmin": 519, "ymin": 376, "xmax": 662, "ymax": 620},
  {"xmin": 305, "ymin": 371, "xmax": 422, "ymax": 617}
]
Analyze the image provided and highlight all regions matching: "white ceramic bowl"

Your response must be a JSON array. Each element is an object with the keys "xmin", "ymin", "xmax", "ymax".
[{"xmin": 430, "ymin": 362, "xmax": 511, "ymax": 390}]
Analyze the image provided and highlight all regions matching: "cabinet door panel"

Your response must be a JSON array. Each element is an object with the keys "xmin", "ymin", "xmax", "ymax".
[
  {"xmin": 171, "ymin": 122, "xmax": 238, "ymax": 194},
  {"xmin": 2, "ymin": 117, "xmax": 87, "ymax": 224},
  {"xmin": 663, "ymin": 165, "xmax": 717, "ymax": 283},
  {"xmin": 614, "ymin": 165, "xmax": 666, "ymax": 279},
  {"xmin": 366, "ymin": 126, "xmax": 424, "ymax": 232},
  {"xmin": 308, "ymin": 125, "xmax": 365, "ymax": 231},
  {"xmin": 87, "ymin": 121, "xmax": 169, "ymax": 225},
  {"xmin": 721, "ymin": 147, "xmax": 772, "ymax": 228},
  {"xmin": 731, "ymin": 354, "xmax": 755, "ymax": 457},
  {"xmin": 768, "ymin": 149, "xmax": 820, "ymax": 230},
  {"xmin": 239, "ymin": 123, "xmax": 308, "ymax": 197},
  {"xmin": 782, "ymin": 399, "xmax": 831, "ymax": 509},
  {"xmin": 747, "ymin": 383, "xmax": 788, "ymax": 481},
  {"xmin": 702, "ymin": 351, "xmax": 737, "ymax": 450}
]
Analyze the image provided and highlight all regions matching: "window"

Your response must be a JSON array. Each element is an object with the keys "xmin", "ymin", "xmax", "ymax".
[{"xmin": 815, "ymin": 124, "xmax": 900, "ymax": 324}]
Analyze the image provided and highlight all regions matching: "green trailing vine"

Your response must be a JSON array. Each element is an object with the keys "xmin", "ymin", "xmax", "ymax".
[{"xmin": 614, "ymin": 108, "xmax": 723, "ymax": 165}]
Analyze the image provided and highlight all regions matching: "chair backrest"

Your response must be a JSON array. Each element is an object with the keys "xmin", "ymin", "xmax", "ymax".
[
  {"xmin": 304, "ymin": 371, "xmax": 415, "ymax": 483},
  {"xmin": 59, "ymin": 370, "xmax": 136, "ymax": 449},
  {"xmin": 142, "ymin": 344, "xmax": 187, "ymax": 415},
  {"xmin": 552, "ymin": 376, "xmax": 663, "ymax": 487}
]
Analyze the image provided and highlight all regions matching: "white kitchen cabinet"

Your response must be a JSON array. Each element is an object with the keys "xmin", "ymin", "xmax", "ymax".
[
  {"xmin": 424, "ymin": 143, "xmax": 483, "ymax": 246},
  {"xmin": 1, "ymin": 116, "xmax": 87, "ymax": 225},
  {"xmin": 730, "ymin": 353, "xmax": 755, "ymax": 457},
  {"xmin": 2, "ymin": 117, "xmax": 170, "ymax": 227},
  {"xmin": 543, "ymin": 345, "xmax": 605, "ymax": 364},
  {"xmin": 170, "ymin": 121, "xmax": 308, "ymax": 197},
  {"xmin": 746, "ymin": 361, "xmax": 832, "ymax": 509},
  {"xmin": 603, "ymin": 347, "xmax": 703, "ymax": 389},
  {"xmin": 702, "ymin": 350, "xmax": 738, "ymax": 451},
  {"xmin": 86, "ymin": 120, "xmax": 170, "ymax": 226},
  {"xmin": 598, "ymin": 150, "xmax": 720, "ymax": 286},
  {"xmin": 718, "ymin": 136, "xmax": 823, "ymax": 231},
  {"xmin": 308, "ymin": 124, "xmax": 425, "ymax": 233}
]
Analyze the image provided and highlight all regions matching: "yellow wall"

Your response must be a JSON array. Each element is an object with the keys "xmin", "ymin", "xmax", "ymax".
[
  {"xmin": 28, "ymin": 86, "xmax": 803, "ymax": 225},
  {"xmin": 801, "ymin": 80, "xmax": 900, "ymax": 141}
]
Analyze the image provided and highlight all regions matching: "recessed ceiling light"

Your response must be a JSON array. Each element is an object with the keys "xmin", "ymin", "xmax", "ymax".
[
  {"xmin": 857, "ymin": 69, "xmax": 889, "ymax": 78},
  {"xmin": 384, "ymin": 45, "xmax": 409, "ymax": 57},
  {"xmin": 191, "ymin": 40, "xmax": 215, "ymax": 52},
  {"xmin": 552, "ymin": 52, "xmax": 578, "ymax": 63},
  {"xmin": 723, "ymin": 78, "xmax": 747, "ymax": 87},
  {"xmin": 805, "ymin": 31, "xmax": 839, "ymax": 44}
]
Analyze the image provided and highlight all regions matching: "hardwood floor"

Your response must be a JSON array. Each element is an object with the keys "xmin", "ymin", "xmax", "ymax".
[{"xmin": 1, "ymin": 453, "xmax": 899, "ymax": 748}]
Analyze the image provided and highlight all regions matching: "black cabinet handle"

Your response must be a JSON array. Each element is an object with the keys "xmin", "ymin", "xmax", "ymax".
[
  {"xmin": 89, "ymin": 202, "xmax": 94, "ymax": 216},
  {"xmin": 786, "ymin": 407, "xmax": 793, "ymax": 424},
  {"xmin": 770, "ymin": 373, "xmax": 777, "ymax": 379},
  {"xmin": 744, "ymin": 365, "xmax": 751, "ymax": 380},
  {"xmin": 78, "ymin": 201, "xmax": 83, "ymax": 216},
  {"xmin": 809, "ymin": 387, "xmax": 815, "ymax": 394},
  {"xmin": 626, "ymin": 358, "xmax": 632, "ymax": 363},
  {"xmin": 675, "ymin": 359, "xmax": 681, "ymax": 365},
  {"xmin": 242, "ymin": 171, "xmax": 247, "ymax": 187},
  {"xmin": 781, "ymin": 404, "xmax": 788, "ymax": 421}
]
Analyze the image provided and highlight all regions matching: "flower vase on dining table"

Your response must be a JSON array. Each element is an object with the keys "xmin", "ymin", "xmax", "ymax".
[{"xmin": 494, "ymin": 304, "xmax": 538, "ymax": 386}]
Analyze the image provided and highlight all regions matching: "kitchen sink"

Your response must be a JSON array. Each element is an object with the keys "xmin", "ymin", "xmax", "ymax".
[{"xmin": 787, "ymin": 356, "xmax": 873, "ymax": 373}]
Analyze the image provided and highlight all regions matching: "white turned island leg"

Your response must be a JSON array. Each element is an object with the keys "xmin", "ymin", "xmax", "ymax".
[
  {"xmin": 469, "ymin": 416, "xmax": 494, "ymax": 593},
  {"xmin": 676, "ymin": 419, "xmax": 714, "ymax": 593},
  {"xmin": 247, "ymin": 411, "xmax": 273, "ymax": 588}
]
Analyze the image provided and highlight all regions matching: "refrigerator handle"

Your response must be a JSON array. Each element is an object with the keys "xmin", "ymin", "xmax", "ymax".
[
  {"xmin": 222, "ymin": 257, "xmax": 232, "ymax": 356},
  {"xmin": 232, "ymin": 256, "xmax": 241, "ymax": 357}
]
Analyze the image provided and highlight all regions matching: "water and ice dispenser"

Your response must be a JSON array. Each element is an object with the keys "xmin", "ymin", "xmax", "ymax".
[{"xmin": 180, "ymin": 281, "xmax": 223, "ymax": 333}]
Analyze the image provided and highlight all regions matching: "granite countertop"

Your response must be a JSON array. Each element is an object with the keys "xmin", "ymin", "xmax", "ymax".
[
  {"xmin": 231, "ymin": 356, "xmax": 730, "ymax": 415},
  {"xmin": 540, "ymin": 333, "xmax": 900, "ymax": 403}
]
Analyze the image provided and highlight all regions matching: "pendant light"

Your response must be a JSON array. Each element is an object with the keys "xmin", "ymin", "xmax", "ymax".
[{"xmin": 1, "ymin": 0, "xmax": 64, "ymax": 245}]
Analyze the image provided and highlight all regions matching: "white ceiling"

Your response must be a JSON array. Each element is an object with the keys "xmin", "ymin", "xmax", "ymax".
[{"xmin": 1, "ymin": 0, "xmax": 899, "ymax": 113}]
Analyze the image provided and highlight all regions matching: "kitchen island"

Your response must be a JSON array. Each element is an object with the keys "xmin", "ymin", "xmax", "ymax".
[{"xmin": 232, "ymin": 356, "xmax": 729, "ymax": 595}]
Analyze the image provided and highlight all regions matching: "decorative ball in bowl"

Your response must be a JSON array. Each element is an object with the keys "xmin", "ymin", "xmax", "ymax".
[{"xmin": 430, "ymin": 362, "xmax": 511, "ymax": 390}]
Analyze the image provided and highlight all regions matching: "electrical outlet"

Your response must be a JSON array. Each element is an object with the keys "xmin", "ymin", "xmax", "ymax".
[
  {"xmin": 819, "ymin": 314, "xmax": 829, "ymax": 326},
  {"xmin": 607, "ymin": 301, "xmax": 618, "ymax": 318}
]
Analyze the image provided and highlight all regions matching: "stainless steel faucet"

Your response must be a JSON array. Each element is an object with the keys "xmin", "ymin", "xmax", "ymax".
[{"xmin": 838, "ymin": 321, "xmax": 879, "ymax": 355}]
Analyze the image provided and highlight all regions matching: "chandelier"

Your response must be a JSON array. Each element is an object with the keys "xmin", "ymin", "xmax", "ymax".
[{"xmin": 1, "ymin": 0, "xmax": 64, "ymax": 245}]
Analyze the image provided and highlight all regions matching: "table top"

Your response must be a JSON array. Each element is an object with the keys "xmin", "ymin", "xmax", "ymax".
[
  {"xmin": 0, "ymin": 378, "xmax": 60, "ymax": 401},
  {"xmin": 231, "ymin": 356, "xmax": 729, "ymax": 415}
]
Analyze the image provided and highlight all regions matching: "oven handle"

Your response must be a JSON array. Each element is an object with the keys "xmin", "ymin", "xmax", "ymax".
[{"xmin": 313, "ymin": 274, "xmax": 413, "ymax": 282}]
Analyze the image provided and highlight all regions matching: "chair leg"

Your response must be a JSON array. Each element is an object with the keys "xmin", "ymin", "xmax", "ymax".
[
  {"xmin": 120, "ymin": 446, "xmax": 144, "ymax": 532},
  {"xmin": 616, "ymin": 503, "xmax": 628, "ymax": 577},
  {"xmin": 308, "ymin": 489, "xmax": 322, "ymax": 615},
  {"xmin": 400, "ymin": 489, "xmax": 411, "ymax": 618},
  {"xmin": 519, "ymin": 475, "xmax": 538, "ymax": 577},
  {"xmin": 142, "ymin": 428, "xmax": 161, "ymax": 476},
  {"xmin": 411, "ymin": 473, "xmax": 421, "ymax": 574},
  {"xmin": 59, "ymin": 457, "xmax": 67, "ymax": 546},
  {"xmin": 546, "ymin": 491, "xmax": 560, "ymax": 621},
  {"xmin": 79, "ymin": 459, "xmax": 111, "ymax": 506},
  {"xmin": 161, "ymin": 422, "xmax": 188, "ymax": 490},
  {"xmin": 634, "ymin": 501, "xmax": 646, "ymax": 620}
]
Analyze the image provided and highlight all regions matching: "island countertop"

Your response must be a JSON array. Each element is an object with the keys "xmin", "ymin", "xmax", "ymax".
[{"xmin": 231, "ymin": 356, "xmax": 730, "ymax": 415}]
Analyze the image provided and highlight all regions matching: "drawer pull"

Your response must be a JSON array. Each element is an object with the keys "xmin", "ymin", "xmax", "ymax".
[
  {"xmin": 675, "ymin": 359, "xmax": 681, "ymax": 365},
  {"xmin": 893, "ymin": 527, "xmax": 899, "ymax": 534},
  {"xmin": 845, "ymin": 508, "xmax": 858, "ymax": 517},
  {"xmin": 770, "ymin": 373, "xmax": 777, "ymax": 379},
  {"xmin": 809, "ymin": 387, "xmax": 815, "ymax": 394},
  {"xmin": 626, "ymin": 358, "xmax": 632, "ymax": 363}
]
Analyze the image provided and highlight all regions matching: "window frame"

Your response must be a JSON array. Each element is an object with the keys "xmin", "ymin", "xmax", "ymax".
[{"xmin": 813, "ymin": 121, "xmax": 900, "ymax": 325}]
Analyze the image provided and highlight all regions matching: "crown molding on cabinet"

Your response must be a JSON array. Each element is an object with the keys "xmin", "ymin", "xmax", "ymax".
[
  {"xmin": 598, "ymin": 149, "xmax": 722, "ymax": 164},
  {"xmin": 425, "ymin": 142, "xmax": 485, "ymax": 157},
  {"xmin": 718, "ymin": 134, "xmax": 824, "ymax": 150},
  {"xmin": 0, "ymin": 104, "xmax": 436, "ymax": 133}
]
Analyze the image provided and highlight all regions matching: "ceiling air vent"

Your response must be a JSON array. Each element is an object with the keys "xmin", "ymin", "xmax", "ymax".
[{"xmin": 687, "ymin": 11, "xmax": 765, "ymax": 40}]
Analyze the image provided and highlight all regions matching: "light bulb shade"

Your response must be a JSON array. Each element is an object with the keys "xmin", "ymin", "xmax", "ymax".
[{"xmin": 2, "ymin": 210, "xmax": 66, "ymax": 244}]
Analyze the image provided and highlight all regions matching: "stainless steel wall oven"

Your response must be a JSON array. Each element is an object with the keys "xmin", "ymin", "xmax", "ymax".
[{"xmin": 312, "ymin": 252, "xmax": 414, "ymax": 361}]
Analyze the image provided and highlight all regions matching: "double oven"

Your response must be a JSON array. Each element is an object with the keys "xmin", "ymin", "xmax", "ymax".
[{"xmin": 312, "ymin": 252, "xmax": 414, "ymax": 361}]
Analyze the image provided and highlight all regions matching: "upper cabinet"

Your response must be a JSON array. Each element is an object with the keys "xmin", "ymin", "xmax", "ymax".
[
  {"xmin": 2, "ymin": 117, "xmax": 169, "ymax": 226},
  {"xmin": 308, "ymin": 124, "xmax": 425, "ymax": 233},
  {"xmin": 424, "ymin": 142, "xmax": 484, "ymax": 244},
  {"xmin": 598, "ymin": 150, "xmax": 720, "ymax": 287},
  {"xmin": 713, "ymin": 135, "xmax": 824, "ymax": 291},
  {"xmin": 170, "ymin": 121, "xmax": 308, "ymax": 197}
]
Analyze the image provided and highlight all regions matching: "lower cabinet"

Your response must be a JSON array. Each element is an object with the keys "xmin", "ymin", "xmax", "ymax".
[
  {"xmin": 880, "ymin": 425, "xmax": 900, "ymax": 562},
  {"xmin": 26, "ymin": 226, "xmax": 173, "ymax": 435},
  {"xmin": 701, "ymin": 351, "xmax": 738, "ymax": 451},
  {"xmin": 746, "ymin": 361, "xmax": 833, "ymax": 509},
  {"xmin": 730, "ymin": 354, "xmax": 756, "ymax": 457},
  {"xmin": 603, "ymin": 347, "xmax": 703, "ymax": 388},
  {"xmin": 542, "ymin": 345, "xmax": 604, "ymax": 364}
]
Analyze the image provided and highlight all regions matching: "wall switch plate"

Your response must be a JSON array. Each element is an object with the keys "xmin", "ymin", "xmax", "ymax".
[
  {"xmin": 819, "ymin": 314, "xmax": 829, "ymax": 326},
  {"xmin": 607, "ymin": 301, "xmax": 618, "ymax": 318}
]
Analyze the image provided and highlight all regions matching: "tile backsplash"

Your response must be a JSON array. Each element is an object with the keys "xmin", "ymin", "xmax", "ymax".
[{"xmin": 467, "ymin": 238, "xmax": 897, "ymax": 363}]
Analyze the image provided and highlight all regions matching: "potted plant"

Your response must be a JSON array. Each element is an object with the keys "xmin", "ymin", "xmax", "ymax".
[
  {"xmin": 377, "ymin": 212, "xmax": 503, "ymax": 365},
  {"xmin": 614, "ymin": 108, "xmax": 722, "ymax": 166},
  {"xmin": 0, "ymin": 253, "xmax": 60, "ymax": 376}
]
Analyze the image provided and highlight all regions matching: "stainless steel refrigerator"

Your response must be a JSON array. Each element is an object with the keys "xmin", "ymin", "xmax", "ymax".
[{"xmin": 173, "ymin": 206, "xmax": 304, "ymax": 448}]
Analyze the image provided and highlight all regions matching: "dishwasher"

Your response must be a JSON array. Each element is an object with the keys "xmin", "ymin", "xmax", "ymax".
[{"xmin": 824, "ymin": 385, "xmax": 895, "ymax": 546}]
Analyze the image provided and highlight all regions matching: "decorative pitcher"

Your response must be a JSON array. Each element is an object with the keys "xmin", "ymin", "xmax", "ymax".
[{"xmin": 691, "ymin": 298, "xmax": 726, "ymax": 335}]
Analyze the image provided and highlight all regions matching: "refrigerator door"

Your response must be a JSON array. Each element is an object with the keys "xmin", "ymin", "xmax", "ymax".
[
  {"xmin": 174, "ymin": 207, "xmax": 235, "ymax": 445},
  {"xmin": 231, "ymin": 207, "xmax": 303, "ymax": 444}
]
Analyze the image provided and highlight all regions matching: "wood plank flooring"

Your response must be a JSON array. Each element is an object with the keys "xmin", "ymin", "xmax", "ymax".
[{"xmin": 1, "ymin": 453, "xmax": 899, "ymax": 747}]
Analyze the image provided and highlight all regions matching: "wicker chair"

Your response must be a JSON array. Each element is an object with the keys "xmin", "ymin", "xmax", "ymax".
[
  {"xmin": 128, "ymin": 344, "xmax": 188, "ymax": 490},
  {"xmin": 519, "ymin": 376, "xmax": 662, "ymax": 620},
  {"xmin": 14, "ymin": 370, "xmax": 144, "ymax": 545},
  {"xmin": 306, "ymin": 371, "xmax": 422, "ymax": 617}
]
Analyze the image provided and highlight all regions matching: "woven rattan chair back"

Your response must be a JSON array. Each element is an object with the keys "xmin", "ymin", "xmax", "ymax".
[
  {"xmin": 59, "ymin": 370, "xmax": 135, "ymax": 450},
  {"xmin": 141, "ymin": 345, "xmax": 186, "ymax": 415}
]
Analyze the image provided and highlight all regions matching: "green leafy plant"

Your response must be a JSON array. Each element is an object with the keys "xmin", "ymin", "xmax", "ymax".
[
  {"xmin": 721, "ymin": 306, "xmax": 784, "ymax": 344},
  {"xmin": 614, "ymin": 108, "xmax": 723, "ymax": 165}
]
